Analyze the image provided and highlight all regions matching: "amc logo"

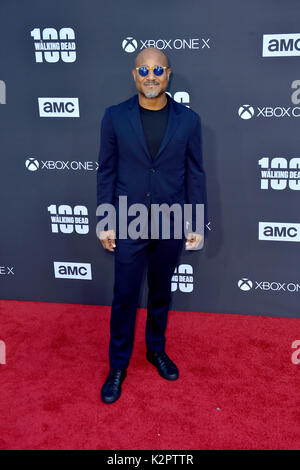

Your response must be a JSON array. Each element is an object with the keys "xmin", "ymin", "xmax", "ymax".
[
  {"xmin": 258, "ymin": 222, "xmax": 300, "ymax": 242},
  {"xmin": 54, "ymin": 262, "xmax": 92, "ymax": 280},
  {"xmin": 38, "ymin": 97, "xmax": 80, "ymax": 117}
]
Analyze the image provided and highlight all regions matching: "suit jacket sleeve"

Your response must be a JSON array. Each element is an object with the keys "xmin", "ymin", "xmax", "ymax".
[
  {"xmin": 96, "ymin": 107, "xmax": 118, "ymax": 231},
  {"xmin": 185, "ymin": 114, "xmax": 208, "ymax": 236}
]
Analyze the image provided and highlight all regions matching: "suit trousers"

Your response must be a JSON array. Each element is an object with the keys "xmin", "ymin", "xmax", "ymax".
[{"xmin": 108, "ymin": 220, "xmax": 184, "ymax": 370}]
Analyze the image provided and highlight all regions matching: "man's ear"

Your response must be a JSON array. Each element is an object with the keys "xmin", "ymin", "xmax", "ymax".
[{"xmin": 132, "ymin": 69, "xmax": 136, "ymax": 81}]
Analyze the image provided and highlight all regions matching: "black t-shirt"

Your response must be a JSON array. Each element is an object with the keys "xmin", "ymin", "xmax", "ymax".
[{"xmin": 139, "ymin": 93, "xmax": 170, "ymax": 160}]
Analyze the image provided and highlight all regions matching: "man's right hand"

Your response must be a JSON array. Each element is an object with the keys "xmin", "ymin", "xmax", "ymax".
[{"xmin": 98, "ymin": 229, "xmax": 116, "ymax": 252}]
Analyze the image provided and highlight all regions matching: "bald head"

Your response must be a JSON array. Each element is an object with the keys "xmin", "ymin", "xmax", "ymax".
[{"xmin": 134, "ymin": 47, "xmax": 169, "ymax": 68}]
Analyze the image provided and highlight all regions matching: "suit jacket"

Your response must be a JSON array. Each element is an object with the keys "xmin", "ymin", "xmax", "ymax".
[{"xmin": 96, "ymin": 93, "xmax": 207, "ymax": 239}]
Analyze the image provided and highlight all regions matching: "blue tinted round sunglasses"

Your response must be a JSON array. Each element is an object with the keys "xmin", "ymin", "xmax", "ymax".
[{"xmin": 136, "ymin": 65, "xmax": 169, "ymax": 77}]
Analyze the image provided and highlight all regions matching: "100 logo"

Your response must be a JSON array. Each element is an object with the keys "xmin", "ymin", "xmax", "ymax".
[
  {"xmin": 48, "ymin": 204, "xmax": 89, "ymax": 234},
  {"xmin": 31, "ymin": 27, "xmax": 76, "ymax": 63}
]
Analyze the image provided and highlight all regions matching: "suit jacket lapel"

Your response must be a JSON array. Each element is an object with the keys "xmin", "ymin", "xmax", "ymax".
[
  {"xmin": 127, "ymin": 93, "xmax": 181, "ymax": 162},
  {"xmin": 127, "ymin": 94, "xmax": 151, "ymax": 160},
  {"xmin": 155, "ymin": 94, "xmax": 181, "ymax": 159}
]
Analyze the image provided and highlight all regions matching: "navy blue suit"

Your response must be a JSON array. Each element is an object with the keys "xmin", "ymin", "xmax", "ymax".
[{"xmin": 97, "ymin": 93, "xmax": 207, "ymax": 369}]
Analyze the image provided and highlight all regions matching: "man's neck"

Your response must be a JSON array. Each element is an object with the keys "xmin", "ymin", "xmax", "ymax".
[{"xmin": 138, "ymin": 92, "xmax": 168, "ymax": 110}]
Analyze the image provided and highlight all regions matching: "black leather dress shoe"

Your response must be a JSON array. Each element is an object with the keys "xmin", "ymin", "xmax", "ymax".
[
  {"xmin": 101, "ymin": 368, "xmax": 127, "ymax": 404},
  {"xmin": 146, "ymin": 350, "xmax": 179, "ymax": 380}
]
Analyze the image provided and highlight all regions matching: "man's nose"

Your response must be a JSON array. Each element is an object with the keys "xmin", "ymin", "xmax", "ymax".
[{"xmin": 147, "ymin": 68, "xmax": 156, "ymax": 78}]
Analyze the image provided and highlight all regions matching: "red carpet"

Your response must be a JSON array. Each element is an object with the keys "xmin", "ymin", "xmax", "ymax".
[{"xmin": 0, "ymin": 299, "xmax": 299, "ymax": 450}]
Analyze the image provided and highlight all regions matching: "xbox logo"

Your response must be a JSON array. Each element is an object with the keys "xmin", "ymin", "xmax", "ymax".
[
  {"xmin": 25, "ymin": 158, "xmax": 39, "ymax": 171},
  {"xmin": 122, "ymin": 37, "xmax": 138, "ymax": 53},
  {"xmin": 238, "ymin": 278, "xmax": 253, "ymax": 291},
  {"xmin": 238, "ymin": 104, "xmax": 255, "ymax": 120}
]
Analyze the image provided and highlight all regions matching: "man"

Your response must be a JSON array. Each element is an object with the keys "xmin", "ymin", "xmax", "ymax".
[{"xmin": 96, "ymin": 47, "xmax": 207, "ymax": 404}]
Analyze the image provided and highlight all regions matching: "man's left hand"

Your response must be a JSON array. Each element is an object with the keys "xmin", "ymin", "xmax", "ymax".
[{"xmin": 185, "ymin": 232, "xmax": 203, "ymax": 250}]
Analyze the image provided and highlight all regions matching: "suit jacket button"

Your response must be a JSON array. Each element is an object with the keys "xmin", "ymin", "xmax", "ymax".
[{"xmin": 146, "ymin": 192, "xmax": 151, "ymax": 197}]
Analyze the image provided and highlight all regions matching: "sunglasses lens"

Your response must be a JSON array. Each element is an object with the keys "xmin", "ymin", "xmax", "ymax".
[
  {"xmin": 138, "ymin": 67, "xmax": 148, "ymax": 76},
  {"xmin": 154, "ymin": 66, "xmax": 164, "ymax": 76}
]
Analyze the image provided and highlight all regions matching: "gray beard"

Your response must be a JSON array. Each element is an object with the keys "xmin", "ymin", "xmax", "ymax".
[{"xmin": 144, "ymin": 89, "xmax": 160, "ymax": 98}]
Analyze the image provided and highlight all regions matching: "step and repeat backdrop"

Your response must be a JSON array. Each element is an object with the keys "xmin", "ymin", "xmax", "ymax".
[{"xmin": 0, "ymin": 0, "xmax": 299, "ymax": 317}]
